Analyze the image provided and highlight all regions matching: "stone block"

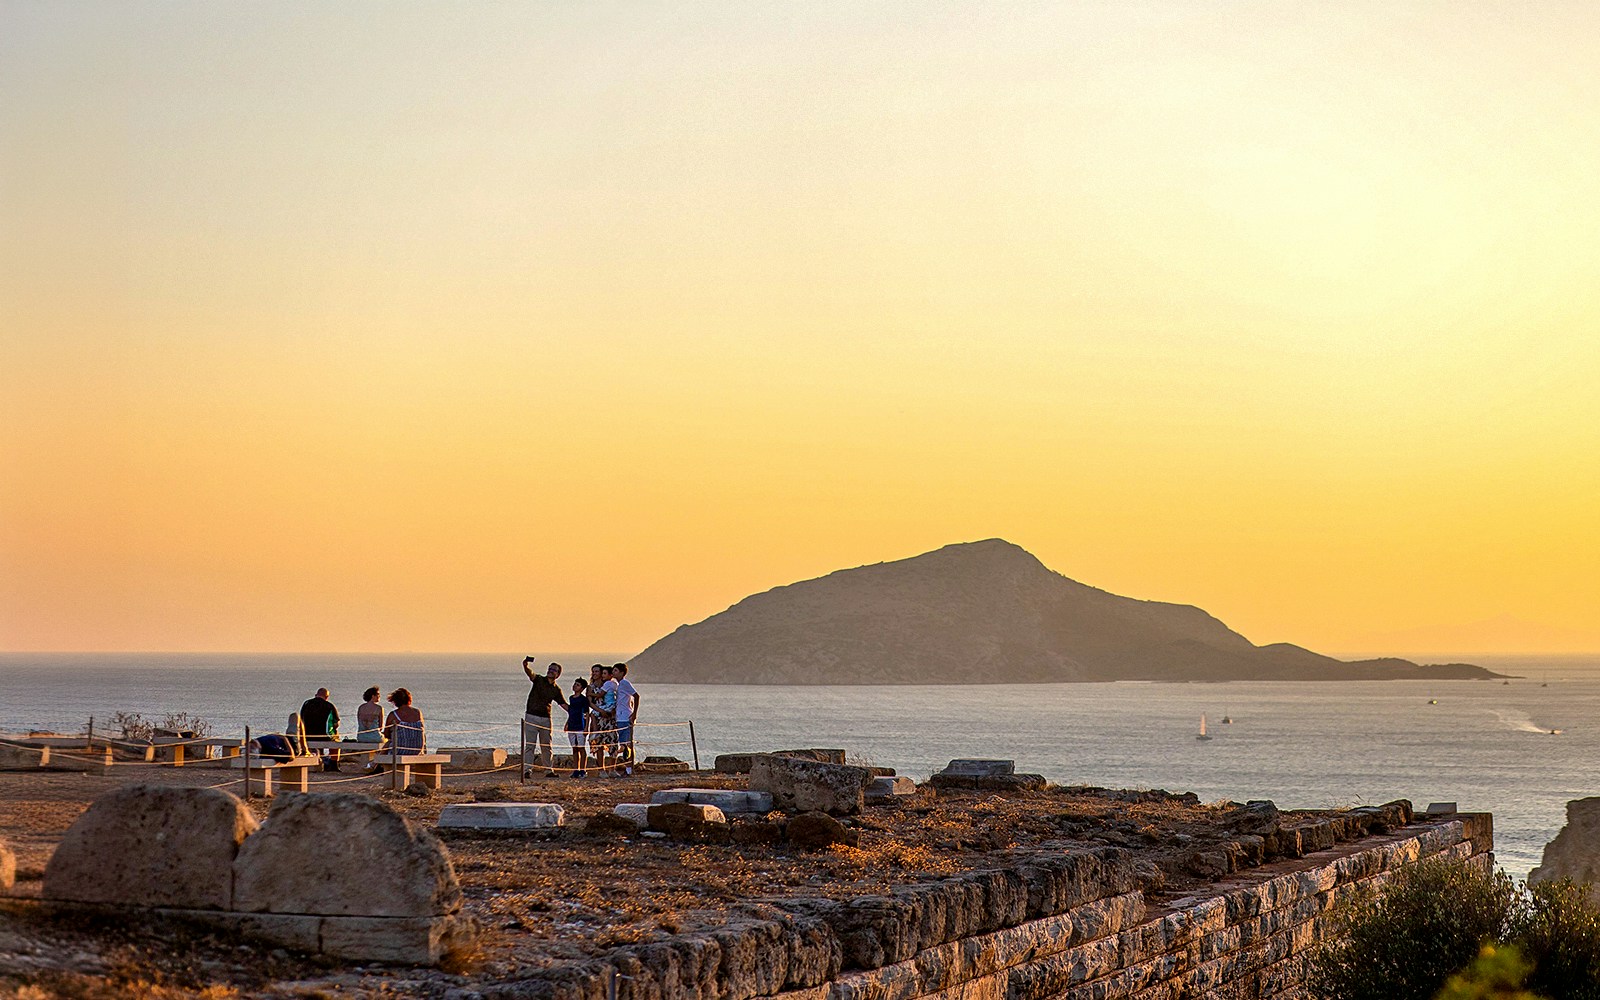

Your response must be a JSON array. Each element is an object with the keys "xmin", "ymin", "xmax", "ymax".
[
  {"xmin": 647, "ymin": 802, "xmax": 727, "ymax": 826},
  {"xmin": 749, "ymin": 755, "xmax": 873, "ymax": 816},
  {"xmin": 786, "ymin": 812, "xmax": 857, "ymax": 849},
  {"xmin": 650, "ymin": 787, "xmax": 774, "ymax": 814},
  {"xmin": 0, "ymin": 837, "xmax": 14, "ymax": 893},
  {"xmin": 0, "ymin": 743, "xmax": 48, "ymax": 768},
  {"xmin": 639, "ymin": 756, "xmax": 692, "ymax": 773},
  {"xmin": 441, "ymin": 747, "xmax": 507, "ymax": 770},
  {"xmin": 613, "ymin": 803, "xmax": 652, "ymax": 826},
  {"xmin": 233, "ymin": 792, "xmax": 461, "ymax": 917},
  {"xmin": 43, "ymin": 785, "xmax": 257, "ymax": 910},
  {"xmin": 647, "ymin": 802, "xmax": 729, "ymax": 842},
  {"xmin": 319, "ymin": 914, "xmax": 465, "ymax": 964},
  {"xmin": 437, "ymin": 803, "xmax": 563, "ymax": 830},
  {"xmin": 939, "ymin": 759, "xmax": 1015, "ymax": 777},
  {"xmin": 226, "ymin": 912, "xmax": 324, "ymax": 953},
  {"xmin": 866, "ymin": 776, "xmax": 917, "ymax": 801},
  {"xmin": 714, "ymin": 748, "xmax": 847, "ymax": 773}
]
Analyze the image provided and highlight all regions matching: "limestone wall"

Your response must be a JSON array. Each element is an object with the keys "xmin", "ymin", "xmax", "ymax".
[{"xmin": 486, "ymin": 811, "xmax": 1493, "ymax": 1000}]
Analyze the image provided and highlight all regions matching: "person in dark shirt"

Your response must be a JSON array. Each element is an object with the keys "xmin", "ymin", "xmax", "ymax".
[
  {"xmin": 564, "ymin": 678, "xmax": 591, "ymax": 777},
  {"xmin": 521, "ymin": 658, "xmax": 568, "ymax": 777},
  {"xmin": 299, "ymin": 688, "xmax": 340, "ymax": 737},
  {"xmin": 248, "ymin": 732, "xmax": 296, "ymax": 764},
  {"xmin": 298, "ymin": 687, "xmax": 341, "ymax": 770}
]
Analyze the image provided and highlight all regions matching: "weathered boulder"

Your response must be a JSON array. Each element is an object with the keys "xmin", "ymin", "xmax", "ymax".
[
  {"xmin": 43, "ymin": 785, "xmax": 258, "ymax": 909},
  {"xmin": 749, "ymin": 755, "xmax": 873, "ymax": 816},
  {"xmin": 612, "ymin": 803, "xmax": 653, "ymax": 826},
  {"xmin": 786, "ymin": 812, "xmax": 858, "ymax": 849},
  {"xmin": 233, "ymin": 792, "xmax": 460, "ymax": 917},
  {"xmin": 0, "ymin": 837, "xmax": 14, "ymax": 893},
  {"xmin": 1532, "ymin": 797, "xmax": 1600, "ymax": 902}
]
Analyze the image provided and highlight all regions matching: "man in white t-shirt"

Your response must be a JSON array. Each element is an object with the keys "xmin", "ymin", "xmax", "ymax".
[{"xmin": 605, "ymin": 663, "xmax": 641, "ymax": 775}]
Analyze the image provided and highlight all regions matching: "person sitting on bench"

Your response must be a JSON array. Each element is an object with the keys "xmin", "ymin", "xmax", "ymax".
[
  {"xmin": 384, "ymin": 688, "xmax": 426, "ymax": 755},
  {"xmin": 353, "ymin": 686, "xmax": 384, "ymax": 742}
]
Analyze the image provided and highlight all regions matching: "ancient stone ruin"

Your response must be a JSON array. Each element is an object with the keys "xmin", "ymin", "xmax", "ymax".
[{"xmin": 40, "ymin": 785, "xmax": 472, "ymax": 964}]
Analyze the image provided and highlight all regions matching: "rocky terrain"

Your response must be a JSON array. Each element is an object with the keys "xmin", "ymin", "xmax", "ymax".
[
  {"xmin": 633, "ymin": 539, "xmax": 1501, "ymax": 683},
  {"xmin": 0, "ymin": 757, "xmax": 1434, "ymax": 999}
]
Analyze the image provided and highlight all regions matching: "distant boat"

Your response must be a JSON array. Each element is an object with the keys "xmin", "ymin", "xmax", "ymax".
[
  {"xmin": 1429, "ymin": 699, "xmax": 1438, "ymax": 705},
  {"xmin": 1196, "ymin": 714, "xmax": 1214, "ymax": 741},
  {"xmin": 1551, "ymin": 728, "xmax": 1563, "ymax": 735},
  {"xmin": 1221, "ymin": 714, "xmax": 1233, "ymax": 724},
  {"xmin": 1503, "ymin": 680, "xmax": 1510, "ymax": 686}
]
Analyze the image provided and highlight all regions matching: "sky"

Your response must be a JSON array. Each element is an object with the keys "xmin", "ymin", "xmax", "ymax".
[{"xmin": 2, "ymin": 3, "xmax": 1598, "ymax": 655}]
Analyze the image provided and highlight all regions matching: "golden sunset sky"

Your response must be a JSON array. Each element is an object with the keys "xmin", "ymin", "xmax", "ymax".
[{"xmin": 2, "ymin": 4, "xmax": 1597, "ymax": 654}]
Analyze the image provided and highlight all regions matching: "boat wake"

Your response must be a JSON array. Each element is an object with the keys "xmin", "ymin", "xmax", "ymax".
[{"xmin": 1491, "ymin": 709, "xmax": 1562, "ymax": 734}]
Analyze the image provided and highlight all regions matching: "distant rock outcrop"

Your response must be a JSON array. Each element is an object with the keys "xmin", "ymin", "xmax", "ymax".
[
  {"xmin": 1531, "ymin": 797, "xmax": 1600, "ymax": 904},
  {"xmin": 632, "ymin": 539, "xmax": 1500, "ymax": 684}
]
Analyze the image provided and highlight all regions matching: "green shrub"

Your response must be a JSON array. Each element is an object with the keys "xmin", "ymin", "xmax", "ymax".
[
  {"xmin": 1435, "ymin": 944, "xmax": 1544, "ymax": 1000},
  {"xmin": 1514, "ymin": 879, "xmax": 1600, "ymax": 1000},
  {"xmin": 1310, "ymin": 858, "xmax": 1520, "ymax": 1000}
]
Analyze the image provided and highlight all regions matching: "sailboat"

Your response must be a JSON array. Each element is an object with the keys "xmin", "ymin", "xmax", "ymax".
[
  {"xmin": 1196, "ymin": 714, "xmax": 1214, "ymax": 741},
  {"xmin": 1221, "ymin": 713, "xmax": 1233, "ymax": 724}
]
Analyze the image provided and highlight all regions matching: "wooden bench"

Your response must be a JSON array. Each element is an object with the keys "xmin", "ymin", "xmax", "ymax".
[
  {"xmin": 152, "ymin": 737, "xmax": 242, "ymax": 767},
  {"xmin": 371, "ymin": 752, "xmax": 451, "ymax": 789},
  {"xmin": 231, "ymin": 754, "xmax": 319, "ymax": 796}
]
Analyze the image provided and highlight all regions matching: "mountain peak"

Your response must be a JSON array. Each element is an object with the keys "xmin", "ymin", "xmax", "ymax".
[{"xmin": 633, "ymin": 542, "xmax": 1500, "ymax": 684}]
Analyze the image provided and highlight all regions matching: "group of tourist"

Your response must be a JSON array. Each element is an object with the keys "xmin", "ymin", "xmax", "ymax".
[
  {"xmin": 522, "ymin": 658, "xmax": 640, "ymax": 778},
  {"xmin": 247, "ymin": 659, "xmax": 641, "ymax": 776},
  {"xmin": 249, "ymin": 686, "xmax": 424, "ymax": 768}
]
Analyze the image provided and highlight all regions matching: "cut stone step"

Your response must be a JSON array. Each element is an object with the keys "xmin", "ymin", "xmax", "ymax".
[
  {"xmin": 437, "ymin": 803, "xmax": 565, "ymax": 830},
  {"xmin": 650, "ymin": 788, "xmax": 774, "ymax": 814}
]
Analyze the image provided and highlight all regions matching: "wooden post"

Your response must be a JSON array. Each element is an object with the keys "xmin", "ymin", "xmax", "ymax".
[
  {"xmin": 243, "ymin": 726, "xmax": 252, "ymax": 800},
  {"xmin": 688, "ymin": 720, "xmax": 699, "ymax": 771},
  {"xmin": 86, "ymin": 716, "xmax": 94, "ymax": 750}
]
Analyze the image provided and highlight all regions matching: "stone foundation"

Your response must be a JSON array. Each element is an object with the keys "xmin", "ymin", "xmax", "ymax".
[{"xmin": 478, "ymin": 812, "xmax": 1492, "ymax": 1000}]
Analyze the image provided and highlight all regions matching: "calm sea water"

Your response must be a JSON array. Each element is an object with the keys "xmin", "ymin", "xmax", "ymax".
[{"xmin": 3, "ymin": 652, "xmax": 1596, "ymax": 880}]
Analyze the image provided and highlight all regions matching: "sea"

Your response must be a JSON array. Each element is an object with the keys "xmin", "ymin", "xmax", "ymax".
[{"xmin": 2, "ymin": 652, "xmax": 1596, "ymax": 880}]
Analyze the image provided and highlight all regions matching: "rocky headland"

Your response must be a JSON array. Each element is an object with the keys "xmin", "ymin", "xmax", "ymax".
[{"xmin": 633, "ymin": 539, "xmax": 1502, "ymax": 684}]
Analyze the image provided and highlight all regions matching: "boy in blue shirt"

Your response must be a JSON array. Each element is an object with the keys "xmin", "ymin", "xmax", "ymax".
[{"xmin": 564, "ymin": 679, "xmax": 591, "ymax": 777}]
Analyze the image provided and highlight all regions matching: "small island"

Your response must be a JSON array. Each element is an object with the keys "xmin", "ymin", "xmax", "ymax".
[{"xmin": 633, "ymin": 540, "xmax": 1503, "ymax": 684}]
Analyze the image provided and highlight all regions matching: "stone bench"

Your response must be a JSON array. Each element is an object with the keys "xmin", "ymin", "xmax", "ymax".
[
  {"xmin": 153, "ymin": 737, "xmax": 242, "ymax": 767},
  {"xmin": 231, "ymin": 754, "xmax": 319, "ymax": 796},
  {"xmin": 372, "ymin": 752, "xmax": 452, "ymax": 789}
]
